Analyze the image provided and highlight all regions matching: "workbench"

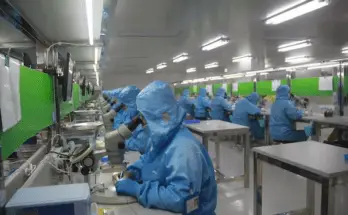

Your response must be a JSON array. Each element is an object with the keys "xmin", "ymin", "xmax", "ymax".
[
  {"xmin": 186, "ymin": 120, "xmax": 250, "ymax": 187},
  {"xmin": 253, "ymin": 141, "xmax": 348, "ymax": 215}
]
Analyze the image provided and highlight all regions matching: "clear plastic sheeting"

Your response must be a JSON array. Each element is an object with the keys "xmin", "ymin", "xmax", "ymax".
[{"xmin": 0, "ymin": 57, "xmax": 21, "ymax": 132}]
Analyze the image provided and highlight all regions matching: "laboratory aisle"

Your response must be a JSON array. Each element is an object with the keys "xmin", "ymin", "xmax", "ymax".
[{"xmin": 207, "ymin": 139, "xmax": 348, "ymax": 215}]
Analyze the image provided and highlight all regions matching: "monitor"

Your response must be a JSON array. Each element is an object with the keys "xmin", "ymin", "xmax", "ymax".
[{"xmin": 62, "ymin": 53, "xmax": 73, "ymax": 101}]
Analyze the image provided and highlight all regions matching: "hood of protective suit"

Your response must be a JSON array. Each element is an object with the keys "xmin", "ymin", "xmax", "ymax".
[
  {"xmin": 246, "ymin": 92, "xmax": 260, "ymax": 105},
  {"xmin": 199, "ymin": 88, "xmax": 207, "ymax": 97},
  {"xmin": 112, "ymin": 88, "xmax": 123, "ymax": 98},
  {"xmin": 119, "ymin": 86, "xmax": 140, "ymax": 110},
  {"xmin": 136, "ymin": 81, "xmax": 186, "ymax": 151},
  {"xmin": 215, "ymin": 88, "xmax": 226, "ymax": 97},
  {"xmin": 276, "ymin": 85, "xmax": 290, "ymax": 100},
  {"xmin": 182, "ymin": 89, "xmax": 189, "ymax": 97}
]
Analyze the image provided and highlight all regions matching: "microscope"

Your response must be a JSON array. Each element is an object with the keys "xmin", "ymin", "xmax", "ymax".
[
  {"xmin": 291, "ymin": 93, "xmax": 309, "ymax": 109},
  {"xmin": 69, "ymin": 115, "xmax": 143, "ymax": 177},
  {"xmin": 102, "ymin": 104, "xmax": 125, "ymax": 131}
]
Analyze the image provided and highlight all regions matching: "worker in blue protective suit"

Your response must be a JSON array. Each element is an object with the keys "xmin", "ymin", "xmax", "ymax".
[
  {"xmin": 231, "ymin": 92, "xmax": 264, "ymax": 140},
  {"xmin": 194, "ymin": 88, "xmax": 211, "ymax": 120},
  {"xmin": 113, "ymin": 86, "xmax": 140, "ymax": 130},
  {"xmin": 110, "ymin": 88, "xmax": 123, "ymax": 110},
  {"xmin": 270, "ymin": 85, "xmax": 307, "ymax": 142},
  {"xmin": 210, "ymin": 88, "xmax": 233, "ymax": 121},
  {"xmin": 178, "ymin": 89, "xmax": 195, "ymax": 117},
  {"xmin": 116, "ymin": 81, "xmax": 217, "ymax": 215}
]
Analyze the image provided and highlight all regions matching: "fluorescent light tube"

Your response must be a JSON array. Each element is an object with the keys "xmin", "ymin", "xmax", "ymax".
[
  {"xmin": 285, "ymin": 55, "xmax": 311, "ymax": 64},
  {"xmin": 278, "ymin": 40, "xmax": 312, "ymax": 52},
  {"xmin": 223, "ymin": 73, "xmax": 244, "ymax": 79},
  {"xmin": 245, "ymin": 73, "xmax": 256, "ymax": 77},
  {"xmin": 192, "ymin": 78, "xmax": 206, "ymax": 83},
  {"xmin": 205, "ymin": 62, "xmax": 219, "ymax": 69},
  {"xmin": 146, "ymin": 68, "xmax": 154, "ymax": 74},
  {"xmin": 308, "ymin": 63, "xmax": 340, "ymax": 70},
  {"xmin": 265, "ymin": 0, "xmax": 329, "ymax": 25},
  {"xmin": 202, "ymin": 36, "xmax": 230, "ymax": 51},
  {"xmin": 173, "ymin": 53, "xmax": 189, "ymax": 63},
  {"xmin": 186, "ymin": 67, "xmax": 196, "ymax": 73},
  {"xmin": 232, "ymin": 54, "xmax": 252, "ymax": 62},
  {"xmin": 156, "ymin": 63, "xmax": 167, "ymax": 70},
  {"xmin": 94, "ymin": 48, "xmax": 98, "ymax": 64},
  {"xmin": 93, "ymin": 64, "xmax": 97, "ymax": 72},
  {"xmin": 96, "ymin": 72, "xmax": 99, "ymax": 86},
  {"xmin": 342, "ymin": 47, "xmax": 348, "ymax": 54},
  {"xmin": 85, "ymin": 0, "xmax": 94, "ymax": 45},
  {"xmin": 260, "ymin": 72, "xmax": 269, "ymax": 75},
  {"xmin": 207, "ymin": 76, "xmax": 223, "ymax": 81}
]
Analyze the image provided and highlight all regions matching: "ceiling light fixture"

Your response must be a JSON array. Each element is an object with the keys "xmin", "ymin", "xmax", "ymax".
[
  {"xmin": 186, "ymin": 67, "xmax": 196, "ymax": 73},
  {"xmin": 93, "ymin": 64, "xmax": 97, "ymax": 72},
  {"xmin": 205, "ymin": 62, "xmax": 219, "ymax": 69},
  {"xmin": 285, "ymin": 55, "xmax": 311, "ymax": 64},
  {"xmin": 207, "ymin": 76, "xmax": 223, "ymax": 81},
  {"xmin": 342, "ymin": 47, "xmax": 348, "ymax": 54},
  {"xmin": 245, "ymin": 73, "xmax": 256, "ymax": 77},
  {"xmin": 223, "ymin": 73, "xmax": 244, "ymax": 79},
  {"xmin": 146, "ymin": 68, "xmax": 154, "ymax": 74},
  {"xmin": 260, "ymin": 72, "xmax": 269, "ymax": 75},
  {"xmin": 156, "ymin": 62, "xmax": 167, "ymax": 70},
  {"xmin": 95, "ymin": 72, "xmax": 99, "ymax": 86},
  {"xmin": 278, "ymin": 40, "xmax": 312, "ymax": 52},
  {"xmin": 85, "ymin": 0, "xmax": 94, "ymax": 45},
  {"xmin": 265, "ymin": 0, "xmax": 329, "ymax": 25},
  {"xmin": 232, "ymin": 54, "xmax": 252, "ymax": 62},
  {"xmin": 173, "ymin": 53, "xmax": 189, "ymax": 63},
  {"xmin": 202, "ymin": 36, "xmax": 230, "ymax": 51}
]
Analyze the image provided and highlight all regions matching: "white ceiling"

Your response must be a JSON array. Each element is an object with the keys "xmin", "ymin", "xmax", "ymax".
[{"xmin": 3, "ymin": 0, "xmax": 348, "ymax": 89}]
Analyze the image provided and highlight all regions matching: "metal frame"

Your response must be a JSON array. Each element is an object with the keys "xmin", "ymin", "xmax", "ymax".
[
  {"xmin": 253, "ymin": 151, "xmax": 337, "ymax": 215},
  {"xmin": 188, "ymin": 125, "xmax": 250, "ymax": 188}
]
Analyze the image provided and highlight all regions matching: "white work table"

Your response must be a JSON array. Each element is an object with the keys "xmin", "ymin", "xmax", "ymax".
[
  {"xmin": 186, "ymin": 120, "xmax": 250, "ymax": 187},
  {"xmin": 95, "ymin": 203, "xmax": 177, "ymax": 215},
  {"xmin": 252, "ymin": 141, "xmax": 348, "ymax": 215}
]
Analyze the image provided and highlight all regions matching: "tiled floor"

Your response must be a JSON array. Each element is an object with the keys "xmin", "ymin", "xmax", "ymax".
[{"xmin": 207, "ymin": 136, "xmax": 348, "ymax": 215}]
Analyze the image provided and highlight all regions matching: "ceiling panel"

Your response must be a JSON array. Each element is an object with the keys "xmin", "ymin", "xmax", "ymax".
[
  {"xmin": 9, "ymin": 0, "xmax": 103, "ymax": 42},
  {"xmin": 0, "ymin": 18, "xmax": 32, "ymax": 44}
]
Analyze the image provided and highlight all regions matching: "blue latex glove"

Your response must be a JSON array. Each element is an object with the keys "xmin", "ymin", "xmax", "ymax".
[
  {"xmin": 126, "ymin": 165, "xmax": 141, "ymax": 181},
  {"xmin": 304, "ymin": 125, "xmax": 313, "ymax": 137},
  {"xmin": 258, "ymin": 119, "xmax": 265, "ymax": 128},
  {"xmin": 116, "ymin": 178, "xmax": 140, "ymax": 198}
]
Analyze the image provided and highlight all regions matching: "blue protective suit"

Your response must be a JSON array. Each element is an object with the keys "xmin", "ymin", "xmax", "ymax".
[
  {"xmin": 111, "ymin": 88, "xmax": 123, "ymax": 110},
  {"xmin": 178, "ymin": 89, "xmax": 194, "ymax": 116},
  {"xmin": 112, "ymin": 86, "xmax": 139, "ymax": 130},
  {"xmin": 125, "ymin": 125, "xmax": 150, "ymax": 154},
  {"xmin": 270, "ymin": 85, "xmax": 307, "ymax": 142},
  {"xmin": 117, "ymin": 81, "xmax": 217, "ymax": 214},
  {"xmin": 194, "ymin": 88, "xmax": 211, "ymax": 119},
  {"xmin": 210, "ymin": 88, "xmax": 233, "ymax": 121},
  {"xmin": 231, "ymin": 92, "xmax": 264, "ymax": 139}
]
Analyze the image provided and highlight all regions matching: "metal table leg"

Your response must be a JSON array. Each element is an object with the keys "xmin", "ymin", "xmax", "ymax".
[
  {"xmin": 253, "ymin": 152, "xmax": 262, "ymax": 215},
  {"xmin": 215, "ymin": 141, "xmax": 221, "ymax": 171},
  {"xmin": 202, "ymin": 135, "xmax": 209, "ymax": 150},
  {"xmin": 264, "ymin": 116, "xmax": 270, "ymax": 145},
  {"xmin": 321, "ymin": 179, "xmax": 335, "ymax": 215},
  {"xmin": 306, "ymin": 180, "xmax": 315, "ymax": 215},
  {"xmin": 312, "ymin": 122, "xmax": 321, "ymax": 141},
  {"xmin": 244, "ymin": 132, "xmax": 250, "ymax": 188}
]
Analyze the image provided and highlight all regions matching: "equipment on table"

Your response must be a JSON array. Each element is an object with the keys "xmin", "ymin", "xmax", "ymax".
[
  {"xmin": 6, "ymin": 183, "xmax": 91, "ymax": 215},
  {"xmin": 324, "ymin": 109, "xmax": 334, "ymax": 117},
  {"xmin": 290, "ymin": 93, "xmax": 309, "ymax": 109},
  {"xmin": 105, "ymin": 115, "xmax": 143, "ymax": 165},
  {"xmin": 102, "ymin": 104, "xmax": 125, "ymax": 131},
  {"xmin": 73, "ymin": 110, "xmax": 100, "ymax": 122},
  {"xmin": 102, "ymin": 103, "xmax": 111, "ymax": 113}
]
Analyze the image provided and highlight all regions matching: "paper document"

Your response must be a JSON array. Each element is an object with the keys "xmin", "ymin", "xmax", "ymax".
[
  {"xmin": 319, "ymin": 76, "xmax": 333, "ymax": 91},
  {"xmin": 232, "ymin": 83, "xmax": 238, "ymax": 92},
  {"xmin": 272, "ymin": 80, "xmax": 281, "ymax": 91},
  {"xmin": 206, "ymin": 84, "xmax": 213, "ymax": 96},
  {"xmin": 0, "ymin": 58, "xmax": 21, "ymax": 131}
]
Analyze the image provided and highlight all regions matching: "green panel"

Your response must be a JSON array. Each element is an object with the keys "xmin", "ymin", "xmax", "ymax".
[
  {"xmin": 213, "ymin": 83, "xmax": 222, "ymax": 95},
  {"xmin": 256, "ymin": 80, "xmax": 274, "ymax": 96},
  {"xmin": 281, "ymin": 79, "xmax": 287, "ymax": 85},
  {"xmin": 60, "ymin": 101, "xmax": 73, "ymax": 118},
  {"xmin": 238, "ymin": 82, "xmax": 253, "ymax": 96},
  {"xmin": 189, "ymin": 85, "xmax": 198, "ymax": 94},
  {"xmin": 73, "ymin": 84, "xmax": 81, "ymax": 109},
  {"xmin": 197, "ymin": 84, "xmax": 206, "ymax": 91},
  {"xmin": 344, "ymin": 76, "xmax": 348, "ymax": 94},
  {"xmin": 0, "ymin": 67, "xmax": 54, "ymax": 159},
  {"xmin": 291, "ymin": 77, "xmax": 332, "ymax": 96}
]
